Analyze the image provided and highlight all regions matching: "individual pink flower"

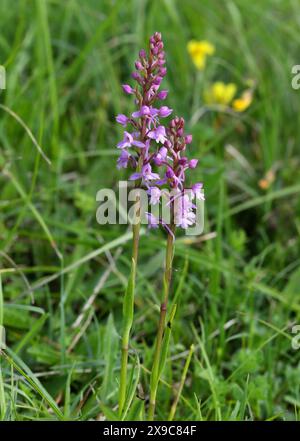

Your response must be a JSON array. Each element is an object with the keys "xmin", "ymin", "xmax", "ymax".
[
  {"xmin": 148, "ymin": 187, "xmax": 161, "ymax": 205},
  {"xmin": 191, "ymin": 183, "xmax": 205, "ymax": 200},
  {"xmin": 129, "ymin": 164, "xmax": 160, "ymax": 183},
  {"xmin": 116, "ymin": 114, "xmax": 128, "ymax": 126},
  {"xmin": 117, "ymin": 131, "xmax": 145, "ymax": 149},
  {"xmin": 158, "ymin": 106, "xmax": 173, "ymax": 117},
  {"xmin": 148, "ymin": 126, "xmax": 167, "ymax": 144},
  {"xmin": 117, "ymin": 150, "xmax": 130, "ymax": 169}
]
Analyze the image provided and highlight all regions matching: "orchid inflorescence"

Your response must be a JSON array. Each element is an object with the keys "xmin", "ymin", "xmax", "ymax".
[
  {"xmin": 116, "ymin": 32, "xmax": 204, "ymax": 420},
  {"xmin": 116, "ymin": 32, "xmax": 204, "ymax": 234}
]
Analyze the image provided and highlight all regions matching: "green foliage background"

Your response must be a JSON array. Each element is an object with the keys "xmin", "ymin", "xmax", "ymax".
[{"xmin": 0, "ymin": 0, "xmax": 299, "ymax": 420}]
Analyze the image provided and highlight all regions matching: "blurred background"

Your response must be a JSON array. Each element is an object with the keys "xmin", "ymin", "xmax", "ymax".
[{"xmin": 0, "ymin": 0, "xmax": 300, "ymax": 421}]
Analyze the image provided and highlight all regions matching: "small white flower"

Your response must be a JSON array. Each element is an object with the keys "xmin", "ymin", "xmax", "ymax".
[{"xmin": 148, "ymin": 187, "xmax": 161, "ymax": 205}]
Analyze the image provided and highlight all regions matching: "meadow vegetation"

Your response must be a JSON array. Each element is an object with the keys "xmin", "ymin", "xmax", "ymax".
[{"xmin": 0, "ymin": 0, "xmax": 300, "ymax": 421}]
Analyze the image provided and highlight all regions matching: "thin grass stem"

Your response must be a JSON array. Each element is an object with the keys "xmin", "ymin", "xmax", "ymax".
[
  {"xmin": 148, "ymin": 226, "xmax": 175, "ymax": 420},
  {"xmin": 118, "ymin": 199, "xmax": 141, "ymax": 417},
  {"xmin": 168, "ymin": 344, "xmax": 194, "ymax": 421}
]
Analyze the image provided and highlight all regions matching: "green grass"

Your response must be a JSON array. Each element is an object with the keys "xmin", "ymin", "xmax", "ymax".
[{"xmin": 0, "ymin": 0, "xmax": 300, "ymax": 421}]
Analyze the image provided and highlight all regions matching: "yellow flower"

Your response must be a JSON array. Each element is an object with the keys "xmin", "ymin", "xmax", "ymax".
[
  {"xmin": 204, "ymin": 82, "xmax": 237, "ymax": 106},
  {"xmin": 232, "ymin": 90, "xmax": 253, "ymax": 112},
  {"xmin": 187, "ymin": 40, "xmax": 215, "ymax": 70},
  {"xmin": 258, "ymin": 170, "xmax": 275, "ymax": 190}
]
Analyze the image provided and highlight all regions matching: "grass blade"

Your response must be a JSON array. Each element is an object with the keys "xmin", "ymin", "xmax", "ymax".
[{"xmin": 2, "ymin": 348, "xmax": 64, "ymax": 420}]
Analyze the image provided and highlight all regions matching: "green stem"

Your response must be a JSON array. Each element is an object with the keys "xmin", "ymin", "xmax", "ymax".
[
  {"xmin": 168, "ymin": 344, "xmax": 194, "ymax": 421},
  {"xmin": 118, "ymin": 200, "xmax": 141, "ymax": 417},
  {"xmin": 0, "ymin": 276, "xmax": 6, "ymax": 420},
  {"xmin": 148, "ymin": 226, "xmax": 175, "ymax": 420},
  {"xmin": 118, "ymin": 115, "xmax": 145, "ymax": 417}
]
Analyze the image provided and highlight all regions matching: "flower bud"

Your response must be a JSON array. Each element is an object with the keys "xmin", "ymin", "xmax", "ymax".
[
  {"xmin": 189, "ymin": 159, "xmax": 198, "ymax": 169},
  {"xmin": 177, "ymin": 143, "xmax": 186, "ymax": 151},
  {"xmin": 131, "ymin": 71, "xmax": 140, "ymax": 80},
  {"xmin": 139, "ymin": 49, "xmax": 146, "ymax": 58},
  {"xmin": 116, "ymin": 114, "xmax": 128, "ymax": 126},
  {"xmin": 153, "ymin": 76, "xmax": 162, "ymax": 85},
  {"xmin": 135, "ymin": 61, "xmax": 143, "ymax": 70},
  {"xmin": 164, "ymin": 139, "xmax": 172, "ymax": 149},
  {"xmin": 179, "ymin": 157, "xmax": 188, "ymax": 166},
  {"xmin": 157, "ymin": 90, "xmax": 168, "ymax": 100},
  {"xmin": 185, "ymin": 134, "xmax": 193, "ymax": 144},
  {"xmin": 159, "ymin": 67, "xmax": 167, "ymax": 77},
  {"xmin": 122, "ymin": 84, "xmax": 134, "ymax": 94},
  {"xmin": 166, "ymin": 167, "xmax": 175, "ymax": 179},
  {"xmin": 154, "ymin": 146, "xmax": 167, "ymax": 165}
]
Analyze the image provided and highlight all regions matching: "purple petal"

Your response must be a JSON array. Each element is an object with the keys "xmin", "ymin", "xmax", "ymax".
[
  {"xmin": 116, "ymin": 114, "xmax": 128, "ymax": 126},
  {"xmin": 132, "ymin": 110, "xmax": 141, "ymax": 118},
  {"xmin": 157, "ymin": 90, "xmax": 168, "ymax": 100},
  {"xmin": 146, "ymin": 212, "xmax": 159, "ymax": 229},
  {"xmin": 154, "ymin": 177, "xmax": 168, "ymax": 186},
  {"xmin": 117, "ymin": 141, "xmax": 127, "ymax": 149},
  {"xmin": 129, "ymin": 172, "xmax": 142, "ymax": 181},
  {"xmin": 159, "ymin": 106, "xmax": 173, "ymax": 117},
  {"xmin": 117, "ymin": 150, "xmax": 129, "ymax": 169},
  {"xmin": 189, "ymin": 159, "xmax": 198, "ymax": 169},
  {"xmin": 132, "ymin": 140, "xmax": 145, "ymax": 148},
  {"xmin": 122, "ymin": 84, "xmax": 134, "ymax": 94},
  {"xmin": 185, "ymin": 134, "xmax": 193, "ymax": 144}
]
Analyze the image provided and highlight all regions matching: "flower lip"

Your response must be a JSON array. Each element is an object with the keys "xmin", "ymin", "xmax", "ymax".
[
  {"xmin": 153, "ymin": 146, "xmax": 168, "ymax": 165},
  {"xmin": 117, "ymin": 131, "xmax": 133, "ymax": 149},
  {"xmin": 117, "ymin": 131, "xmax": 145, "ymax": 149},
  {"xmin": 129, "ymin": 164, "xmax": 160, "ymax": 183},
  {"xmin": 117, "ymin": 150, "xmax": 130, "ymax": 169},
  {"xmin": 148, "ymin": 125, "xmax": 167, "ymax": 144},
  {"xmin": 132, "ymin": 105, "xmax": 159, "ymax": 119},
  {"xmin": 148, "ymin": 186, "xmax": 161, "ymax": 205},
  {"xmin": 191, "ymin": 182, "xmax": 205, "ymax": 200}
]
